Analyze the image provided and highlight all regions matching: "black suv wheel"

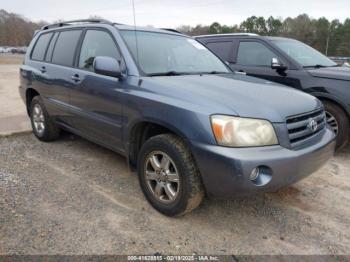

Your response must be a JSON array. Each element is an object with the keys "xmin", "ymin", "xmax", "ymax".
[
  {"xmin": 137, "ymin": 134, "xmax": 204, "ymax": 216},
  {"xmin": 29, "ymin": 96, "xmax": 60, "ymax": 141},
  {"xmin": 323, "ymin": 100, "xmax": 349, "ymax": 150}
]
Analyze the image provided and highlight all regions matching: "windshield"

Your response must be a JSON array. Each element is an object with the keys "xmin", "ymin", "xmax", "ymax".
[
  {"xmin": 272, "ymin": 39, "xmax": 337, "ymax": 68},
  {"xmin": 120, "ymin": 30, "xmax": 230, "ymax": 75}
]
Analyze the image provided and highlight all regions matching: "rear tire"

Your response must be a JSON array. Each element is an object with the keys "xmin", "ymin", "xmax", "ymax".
[
  {"xmin": 323, "ymin": 100, "xmax": 349, "ymax": 150},
  {"xmin": 29, "ymin": 96, "xmax": 60, "ymax": 142},
  {"xmin": 137, "ymin": 134, "xmax": 204, "ymax": 216}
]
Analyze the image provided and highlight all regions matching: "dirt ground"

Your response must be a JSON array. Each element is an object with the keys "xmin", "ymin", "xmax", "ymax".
[
  {"xmin": 0, "ymin": 53, "xmax": 24, "ymax": 65},
  {"xmin": 0, "ymin": 134, "xmax": 350, "ymax": 255},
  {"xmin": 0, "ymin": 54, "xmax": 350, "ymax": 255}
]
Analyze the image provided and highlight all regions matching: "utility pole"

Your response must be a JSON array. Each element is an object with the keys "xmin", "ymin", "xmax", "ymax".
[{"xmin": 326, "ymin": 24, "xmax": 332, "ymax": 56}]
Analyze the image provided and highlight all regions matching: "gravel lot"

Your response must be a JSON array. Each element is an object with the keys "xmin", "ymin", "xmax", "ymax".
[
  {"xmin": 1, "ymin": 133, "xmax": 350, "ymax": 255},
  {"xmin": 0, "ymin": 53, "xmax": 24, "ymax": 65}
]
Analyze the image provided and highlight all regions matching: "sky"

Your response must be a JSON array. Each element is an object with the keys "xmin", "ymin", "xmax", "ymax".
[{"xmin": 2, "ymin": 0, "xmax": 350, "ymax": 27}]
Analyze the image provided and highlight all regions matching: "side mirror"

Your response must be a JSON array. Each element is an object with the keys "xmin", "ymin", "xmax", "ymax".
[
  {"xmin": 93, "ymin": 56, "xmax": 122, "ymax": 78},
  {"xmin": 271, "ymin": 58, "xmax": 287, "ymax": 71}
]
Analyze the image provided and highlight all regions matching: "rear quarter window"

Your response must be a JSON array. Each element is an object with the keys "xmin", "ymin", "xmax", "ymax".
[
  {"xmin": 31, "ymin": 33, "xmax": 53, "ymax": 61},
  {"xmin": 52, "ymin": 30, "xmax": 82, "ymax": 67}
]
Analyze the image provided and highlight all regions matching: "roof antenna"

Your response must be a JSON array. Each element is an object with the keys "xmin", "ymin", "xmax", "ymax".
[{"xmin": 132, "ymin": 0, "xmax": 140, "ymax": 70}]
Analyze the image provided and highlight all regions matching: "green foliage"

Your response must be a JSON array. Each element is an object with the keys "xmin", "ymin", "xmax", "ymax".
[{"xmin": 177, "ymin": 14, "xmax": 350, "ymax": 56}]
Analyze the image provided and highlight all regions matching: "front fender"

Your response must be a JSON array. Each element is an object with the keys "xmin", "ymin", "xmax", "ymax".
[{"xmin": 309, "ymin": 91, "xmax": 350, "ymax": 117}]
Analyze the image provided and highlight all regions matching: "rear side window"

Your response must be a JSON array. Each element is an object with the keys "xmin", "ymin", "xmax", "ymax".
[
  {"xmin": 206, "ymin": 41, "xmax": 232, "ymax": 61},
  {"xmin": 78, "ymin": 30, "xmax": 121, "ymax": 70},
  {"xmin": 31, "ymin": 33, "xmax": 53, "ymax": 61},
  {"xmin": 237, "ymin": 41, "xmax": 277, "ymax": 66},
  {"xmin": 52, "ymin": 30, "xmax": 82, "ymax": 66}
]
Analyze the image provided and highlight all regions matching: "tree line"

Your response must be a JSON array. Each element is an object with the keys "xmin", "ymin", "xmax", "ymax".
[
  {"xmin": 0, "ymin": 9, "xmax": 45, "ymax": 46},
  {"xmin": 177, "ymin": 14, "xmax": 350, "ymax": 57},
  {"xmin": 0, "ymin": 9, "xmax": 349, "ymax": 56}
]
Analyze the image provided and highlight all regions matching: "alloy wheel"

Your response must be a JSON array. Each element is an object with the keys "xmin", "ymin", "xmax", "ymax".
[
  {"xmin": 326, "ymin": 111, "xmax": 339, "ymax": 135},
  {"xmin": 32, "ymin": 104, "xmax": 45, "ymax": 136},
  {"xmin": 144, "ymin": 151, "xmax": 180, "ymax": 203}
]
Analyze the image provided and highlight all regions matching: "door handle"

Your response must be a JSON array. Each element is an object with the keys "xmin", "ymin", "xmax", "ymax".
[
  {"xmin": 234, "ymin": 70, "xmax": 246, "ymax": 75},
  {"xmin": 71, "ymin": 74, "xmax": 81, "ymax": 82},
  {"xmin": 40, "ymin": 66, "xmax": 46, "ymax": 73}
]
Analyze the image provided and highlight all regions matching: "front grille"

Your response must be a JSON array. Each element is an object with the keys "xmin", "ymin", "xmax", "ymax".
[{"xmin": 286, "ymin": 108, "xmax": 326, "ymax": 148}]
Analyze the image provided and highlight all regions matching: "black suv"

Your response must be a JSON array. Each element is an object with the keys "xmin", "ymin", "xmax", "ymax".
[{"xmin": 196, "ymin": 34, "xmax": 350, "ymax": 149}]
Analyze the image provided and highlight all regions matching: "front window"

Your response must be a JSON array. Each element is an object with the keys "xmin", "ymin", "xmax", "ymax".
[
  {"xmin": 236, "ymin": 41, "xmax": 277, "ymax": 67},
  {"xmin": 79, "ymin": 30, "xmax": 121, "ymax": 71},
  {"xmin": 120, "ymin": 30, "xmax": 230, "ymax": 75},
  {"xmin": 272, "ymin": 39, "xmax": 337, "ymax": 68}
]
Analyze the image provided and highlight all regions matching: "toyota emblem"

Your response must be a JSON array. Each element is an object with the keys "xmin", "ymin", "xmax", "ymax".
[{"xmin": 308, "ymin": 118, "xmax": 318, "ymax": 132}]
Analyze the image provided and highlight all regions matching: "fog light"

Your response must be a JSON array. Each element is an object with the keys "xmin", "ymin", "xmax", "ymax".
[
  {"xmin": 250, "ymin": 166, "xmax": 273, "ymax": 186},
  {"xmin": 250, "ymin": 167, "xmax": 260, "ymax": 181}
]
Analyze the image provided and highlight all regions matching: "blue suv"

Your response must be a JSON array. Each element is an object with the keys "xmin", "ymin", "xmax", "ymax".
[{"xmin": 20, "ymin": 19, "xmax": 335, "ymax": 216}]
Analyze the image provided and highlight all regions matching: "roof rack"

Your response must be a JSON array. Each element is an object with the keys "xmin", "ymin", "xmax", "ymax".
[
  {"xmin": 160, "ymin": 28, "xmax": 184, "ymax": 35},
  {"xmin": 195, "ymin": 33, "xmax": 259, "ymax": 38},
  {"xmin": 41, "ymin": 19, "xmax": 115, "ymax": 30}
]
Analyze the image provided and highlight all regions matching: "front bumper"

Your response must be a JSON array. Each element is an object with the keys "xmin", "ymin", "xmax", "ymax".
[{"xmin": 191, "ymin": 127, "xmax": 336, "ymax": 198}]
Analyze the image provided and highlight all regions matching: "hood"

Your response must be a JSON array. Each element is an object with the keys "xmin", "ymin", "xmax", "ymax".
[
  {"xmin": 308, "ymin": 66, "xmax": 350, "ymax": 81},
  {"xmin": 141, "ymin": 74, "xmax": 322, "ymax": 123}
]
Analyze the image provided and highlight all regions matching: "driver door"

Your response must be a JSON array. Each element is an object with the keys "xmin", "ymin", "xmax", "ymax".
[
  {"xmin": 68, "ymin": 29, "xmax": 127, "ymax": 151},
  {"xmin": 230, "ymin": 40, "xmax": 299, "ymax": 88}
]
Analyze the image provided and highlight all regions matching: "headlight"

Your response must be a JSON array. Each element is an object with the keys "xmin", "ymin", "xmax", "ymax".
[{"xmin": 211, "ymin": 115, "xmax": 278, "ymax": 147}]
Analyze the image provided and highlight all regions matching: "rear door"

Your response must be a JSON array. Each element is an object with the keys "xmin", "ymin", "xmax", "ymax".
[
  {"xmin": 68, "ymin": 28, "xmax": 127, "ymax": 151},
  {"xmin": 43, "ymin": 29, "xmax": 83, "ymax": 124}
]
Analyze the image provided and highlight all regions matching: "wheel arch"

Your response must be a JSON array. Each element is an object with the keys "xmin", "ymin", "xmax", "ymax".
[
  {"xmin": 25, "ymin": 88, "xmax": 40, "ymax": 115},
  {"xmin": 311, "ymin": 92, "xmax": 350, "ymax": 118},
  {"xmin": 127, "ymin": 119, "xmax": 191, "ymax": 170}
]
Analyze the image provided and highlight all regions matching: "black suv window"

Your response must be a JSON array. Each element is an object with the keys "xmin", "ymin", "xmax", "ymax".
[
  {"xmin": 206, "ymin": 41, "xmax": 232, "ymax": 61},
  {"xmin": 31, "ymin": 33, "xmax": 53, "ymax": 61},
  {"xmin": 79, "ymin": 30, "xmax": 120, "ymax": 71},
  {"xmin": 52, "ymin": 30, "xmax": 82, "ymax": 67},
  {"xmin": 237, "ymin": 41, "xmax": 277, "ymax": 67}
]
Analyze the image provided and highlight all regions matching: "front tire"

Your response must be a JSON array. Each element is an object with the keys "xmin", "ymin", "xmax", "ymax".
[
  {"xmin": 323, "ymin": 100, "xmax": 349, "ymax": 150},
  {"xmin": 137, "ymin": 134, "xmax": 204, "ymax": 216},
  {"xmin": 29, "ymin": 96, "xmax": 60, "ymax": 142}
]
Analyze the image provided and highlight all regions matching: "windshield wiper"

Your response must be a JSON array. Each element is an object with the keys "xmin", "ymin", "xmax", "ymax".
[
  {"xmin": 147, "ymin": 71, "xmax": 231, "ymax": 76},
  {"xmin": 303, "ymin": 64, "xmax": 328, "ymax": 69},
  {"xmin": 147, "ymin": 71, "xmax": 184, "ymax": 76},
  {"xmin": 201, "ymin": 71, "xmax": 231, "ymax": 75}
]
